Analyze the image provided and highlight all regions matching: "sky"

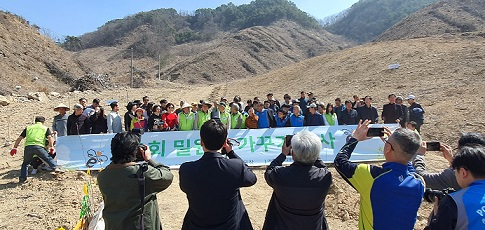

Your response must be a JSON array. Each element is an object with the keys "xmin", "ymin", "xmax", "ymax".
[{"xmin": 0, "ymin": 0, "xmax": 359, "ymax": 37}]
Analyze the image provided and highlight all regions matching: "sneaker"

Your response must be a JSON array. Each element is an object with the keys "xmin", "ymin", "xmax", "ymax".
[
  {"xmin": 53, "ymin": 168, "xmax": 65, "ymax": 174},
  {"xmin": 19, "ymin": 177, "xmax": 27, "ymax": 183},
  {"xmin": 31, "ymin": 168, "xmax": 38, "ymax": 175},
  {"xmin": 41, "ymin": 165, "xmax": 53, "ymax": 171}
]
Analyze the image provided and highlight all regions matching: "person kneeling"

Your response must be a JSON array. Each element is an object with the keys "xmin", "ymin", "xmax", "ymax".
[
  {"xmin": 263, "ymin": 131, "xmax": 332, "ymax": 230},
  {"xmin": 97, "ymin": 132, "xmax": 173, "ymax": 230}
]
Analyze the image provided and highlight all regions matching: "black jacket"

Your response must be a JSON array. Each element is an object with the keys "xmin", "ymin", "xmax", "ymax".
[
  {"xmin": 263, "ymin": 154, "xmax": 332, "ymax": 230},
  {"xmin": 67, "ymin": 113, "xmax": 90, "ymax": 135},
  {"xmin": 357, "ymin": 105, "xmax": 379, "ymax": 124},
  {"xmin": 124, "ymin": 111, "xmax": 135, "ymax": 132},
  {"xmin": 382, "ymin": 103, "xmax": 404, "ymax": 124},
  {"xmin": 339, "ymin": 109, "xmax": 359, "ymax": 125},
  {"xmin": 89, "ymin": 113, "xmax": 107, "ymax": 134},
  {"xmin": 179, "ymin": 151, "xmax": 257, "ymax": 230}
]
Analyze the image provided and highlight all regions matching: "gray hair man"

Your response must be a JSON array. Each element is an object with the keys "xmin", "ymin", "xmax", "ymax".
[
  {"xmin": 263, "ymin": 131, "xmax": 332, "ymax": 230},
  {"xmin": 334, "ymin": 120, "xmax": 424, "ymax": 229}
]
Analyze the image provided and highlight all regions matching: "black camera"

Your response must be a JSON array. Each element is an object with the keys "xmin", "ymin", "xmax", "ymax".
[
  {"xmin": 423, "ymin": 188, "xmax": 456, "ymax": 203},
  {"xmin": 135, "ymin": 144, "xmax": 147, "ymax": 162}
]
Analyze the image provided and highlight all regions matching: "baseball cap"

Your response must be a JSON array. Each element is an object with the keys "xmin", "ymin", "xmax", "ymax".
[
  {"xmin": 73, "ymin": 104, "xmax": 83, "ymax": 110},
  {"xmin": 405, "ymin": 95, "xmax": 416, "ymax": 100},
  {"xmin": 309, "ymin": 103, "xmax": 317, "ymax": 108}
]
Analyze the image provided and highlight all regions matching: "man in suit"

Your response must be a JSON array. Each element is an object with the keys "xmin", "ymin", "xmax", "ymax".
[
  {"xmin": 382, "ymin": 94, "xmax": 404, "ymax": 124},
  {"xmin": 263, "ymin": 131, "xmax": 332, "ymax": 230},
  {"xmin": 179, "ymin": 119, "xmax": 257, "ymax": 230}
]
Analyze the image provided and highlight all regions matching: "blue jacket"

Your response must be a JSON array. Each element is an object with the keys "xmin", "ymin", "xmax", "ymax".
[
  {"xmin": 428, "ymin": 180, "xmax": 485, "ymax": 230},
  {"xmin": 305, "ymin": 112, "xmax": 325, "ymax": 126},
  {"xmin": 334, "ymin": 139, "xmax": 425, "ymax": 230},
  {"xmin": 275, "ymin": 115, "xmax": 290, "ymax": 127},
  {"xmin": 289, "ymin": 114, "xmax": 304, "ymax": 127}
]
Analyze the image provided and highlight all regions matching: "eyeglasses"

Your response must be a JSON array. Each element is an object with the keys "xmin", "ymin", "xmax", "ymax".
[
  {"xmin": 384, "ymin": 138, "xmax": 394, "ymax": 151},
  {"xmin": 168, "ymin": 107, "xmax": 174, "ymax": 109}
]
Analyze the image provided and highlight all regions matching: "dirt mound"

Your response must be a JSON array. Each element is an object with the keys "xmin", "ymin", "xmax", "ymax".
[
  {"xmin": 376, "ymin": 0, "xmax": 485, "ymax": 42},
  {"xmin": 0, "ymin": 11, "xmax": 86, "ymax": 95}
]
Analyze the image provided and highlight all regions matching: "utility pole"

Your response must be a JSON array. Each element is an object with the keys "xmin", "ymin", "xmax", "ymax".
[
  {"xmin": 130, "ymin": 47, "xmax": 134, "ymax": 88},
  {"xmin": 158, "ymin": 54, "xmax": 161, "ymax": 80}
]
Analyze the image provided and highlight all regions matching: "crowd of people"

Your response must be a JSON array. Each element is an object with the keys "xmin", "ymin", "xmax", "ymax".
[
  {"xmin": 58, "ymin": 91, "xmax": 426, "ymax": 136},
  {"xmin": 11, "ymin": 91, "xmax": 485, "ymax": 230}
]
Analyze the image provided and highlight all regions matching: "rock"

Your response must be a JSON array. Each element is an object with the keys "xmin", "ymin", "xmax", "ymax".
[
  {"xmin": 0, "ymin": 95, "xmax": 9, "ymax": 106},
  {"xmin": 15, "ymin": 97, "xmax": 30, "ymax": 103},
  {"xmin": 49, "ymin": 92, "xmax": 61, "ymax": 98},
  {"xmin": 27, "ymin": 92, "xmax": 48, "ymax": 102}
]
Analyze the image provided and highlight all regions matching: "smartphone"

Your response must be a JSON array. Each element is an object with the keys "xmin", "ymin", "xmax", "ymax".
[
  {"xmin": 285, "ymin": 135, "xmax": 293, "ymax": 147},
  {"xmin": 367, "ymin": 127, "xmax": 384, "ymax": 137},
  {"xmin": 426, "ymin": 141, "xmax": 441, "ymax": 151}
]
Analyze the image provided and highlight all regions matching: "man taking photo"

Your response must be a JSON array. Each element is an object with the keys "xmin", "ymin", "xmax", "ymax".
[
  {"xmin": 426, "ymin": 145, "xmax": 485, "ymax": 229},
  {"xmin": 179, "ymin": 119, "xmax": 257, "ymax": 230},
  {"xmin": 334, "ymin": 120, "xmax": 424, "ymax": 230},
  {"xmin": 263, "ymin": 131, "xmax": 332, "ymax": 230},
  {"xmin": 97, "ymin": 132, "xmax": 173, "ymax": 230}
]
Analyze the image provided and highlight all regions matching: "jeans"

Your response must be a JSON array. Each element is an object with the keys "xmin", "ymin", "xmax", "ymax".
[{"xmin": 20, "ymin": 145, "xmax": 58, "ymax": 179}]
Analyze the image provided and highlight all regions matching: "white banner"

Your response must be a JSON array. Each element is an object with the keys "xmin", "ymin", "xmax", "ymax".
[{"xmin": 56, "ymin": 124, "xmax": 400, "ymax": 170}]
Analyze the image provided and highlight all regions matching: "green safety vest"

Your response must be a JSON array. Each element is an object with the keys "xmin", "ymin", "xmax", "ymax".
[
  {"xmin": 25, "ymin": 122, "xmax": 48, "ymax": 147},
  {"xmin": 197, "ymin": 111, "xmax": 211, "ymax": 130},
  {"xmin": 179, "ymin": 112, "xmax": 195, "ymax": 131},
  {"xmin": 220, "ymin": 111, "xmax": 230, "ymax": 126},
  {"xmin": 231, "ymin": 112, "xmax": 246, "ymax": 129}
]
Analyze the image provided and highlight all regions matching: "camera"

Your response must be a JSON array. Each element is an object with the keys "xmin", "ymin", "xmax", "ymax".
[
  {"xmin": 423, "ymin": 187, "xmax": 456, "ymax": 203},
  {"xmin": 426, "ymin": 141, "xmax": 441, "ymax": 151},
  {"xmin": 367, "ymin": 127, "xmax": 384, "ymax": 137},
  {"xmin": 135, "ymin": 144, "xmax": 147, "ymax": 162}
]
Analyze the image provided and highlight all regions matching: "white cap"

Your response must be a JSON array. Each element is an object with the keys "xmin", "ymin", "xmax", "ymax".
[{"xmin": 405, "ymin": 95, "xmax": 416, "ymax": 100}]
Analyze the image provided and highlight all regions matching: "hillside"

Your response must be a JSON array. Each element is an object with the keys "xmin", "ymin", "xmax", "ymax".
[
  {"xmin": 222, "ymin": 36, "xmax": 485, "ymax": 147},
  {"xmin": 376, "ymin": 0, "xmax": 485, "ymax": 41},
  {"xmin": 160, "ymin": 20, "xmax": 351, "ymax": 83},
  {"xmin": 75, "ymin": 20, "xmax": 352, "ymax": 86},
  {"xmin": 0, "ymin": 11, "xmax": 86, "ymax": 95},
  {"xmin": 69, "ymin": 0, "xmax": 322, "ymax": 56},
  {"xmin": 325, "ymin": 0, "xmax": 439, "ymax": 43},
  {"xmin": 69, "ymin": 0, "xmax": 352, "ymax": 86}
]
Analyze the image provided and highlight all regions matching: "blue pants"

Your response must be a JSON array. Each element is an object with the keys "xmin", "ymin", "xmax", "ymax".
[{"xmin": 20, "ymin": 145, "xmax": 58, "ymax": 179}]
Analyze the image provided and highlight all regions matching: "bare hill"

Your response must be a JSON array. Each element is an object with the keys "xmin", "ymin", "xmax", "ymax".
[
  {"xmin": 223, "ymin": 36, "xmax": 485, "ymax": 146},
  {"xmin": 324, "ymin": 0, "xmax": 439, "ymax": 43},
  {"xmin": 161, "ymin": 21, "xmax": 351, "ymax": 83},
  {"xmin": 376, "ymin": 0, "xmax": 485, "ymax": 41},
  {"xmin": 75, "ymin": 20, "xmax": 352, "ymax": 86},
  {"xmin": 0, "ymin": 11, "xmax": 85, "ymax": 95}
]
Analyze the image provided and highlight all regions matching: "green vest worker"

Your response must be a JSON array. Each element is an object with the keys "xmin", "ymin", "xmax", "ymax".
[
  {"xmin": 218, "ymin": 102, "xmax": 231, "ymax": 128},
  {"xmin": 11, "ymin": 116, "xmax": 64, "ymax": 183},
  {"xmin": 194, "ymin": 101, "xmax": 212, "ymax": 130},
  {"xmin": 230, "ymin": 104, "xmax": 245, "ymax": 129},
  {"xmin": 178, "ymin": 102, "xmax": 195, "ymax": 131}
]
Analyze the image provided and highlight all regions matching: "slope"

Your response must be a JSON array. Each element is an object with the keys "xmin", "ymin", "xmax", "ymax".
[
  {"xmin": 376, "ymin": 0, "xmax": 485, "ymax": 41},
  {"xmin": 160, "ymin": 20, "xmax": 352, "ymax": 83},
  {"xmin": 75, "ymin": 20, "xmax": 352, "ymax": 86},
  {"xmin": 325, "ymin": 0, "xmax": 439, "ymax": 43},
  {"xmin": 0, "ymin": 11, "xmax": 85, "ymax": 95},
  {"xmin": 223, "ymin": 36, "xmax": 485, "ymax": 147}
]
